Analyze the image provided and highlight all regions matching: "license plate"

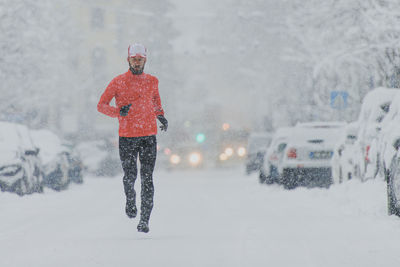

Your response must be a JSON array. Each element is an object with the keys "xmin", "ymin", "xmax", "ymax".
[{"xmin": 309, "ymin": 151, "xmax": 332, "ymax": 159}]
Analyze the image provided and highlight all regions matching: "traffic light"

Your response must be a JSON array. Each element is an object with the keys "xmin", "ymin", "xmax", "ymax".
[{"xmin": 196, "ymin": 133, "xmax": 206, "ymax": 143}]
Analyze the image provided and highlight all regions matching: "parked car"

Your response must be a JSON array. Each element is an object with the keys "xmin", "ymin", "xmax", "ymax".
[
  {"xmin": 0, "ymin": 121, "xmax": 43, "ymax": 195},
  {"xmin": 76, "ymin": 138, "xmax": 121, "ymax": 176},
  {"xmin": 366, "ymin": 91, "xmax": 400, "ymax": 183},
  {"xmin": 259, "ymin": 127, "xmax": 292, "ymax": 184},
  {"xmin": 245, "ymin": 132, "xmax": 272, "ymax": 174},
  {"xmin": 387, "ymin": 146, "xmax": 400, "ymax": 216},
  {"xmin": 279, "ymin": 121, "xmax": 346, "ymax": 189},
  {"xmin": 353, "ymin": 87, "xmax": 399, "ymax": 181},
  {"xmin": 31, "ymin": 129, "xmax": 83, "ymax": 191},
  {"xmin": 331, "ymin": 122, "xmax": 358, "ymax": 184},
  {"xmin": 363, "ymin": 90, "xmax": 400, "ymax": 216}
]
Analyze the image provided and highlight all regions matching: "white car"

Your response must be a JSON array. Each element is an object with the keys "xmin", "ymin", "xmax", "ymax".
[
  {"xmin": 0, "ymin": 121, "xmax": 43, "ymax": 195},
  {"xmin": 387, "ymin": 148, "xmax": 400, "ymax": 216},
  {"xmin": 331, "ymin": 122, "xmax": 358, "ymax": 184},
  {"xmin": 31, "ymin": 129, "xmax": 83, "ymax": 190},
  {"xmin": 353, "ymin": 87, "xmax": 400, "ymax": 181},
  {"xmin": 279, "ymin": 121, "xmax": 346, "ymax": 189},
  {"xmin": 259, "ymin": 127, "xmax": 292, "ymax": 184},
  {"xmin": 364, "ymin": 91, "xmax": 400, "ymax": 216},
  {"xmin": 369, "ymin": 91, "xmax": 400, "ymax": 182}
]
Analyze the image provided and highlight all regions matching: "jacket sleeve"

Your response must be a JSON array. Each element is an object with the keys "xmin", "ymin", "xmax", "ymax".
[
  {"xmin": 152, "ymin": 77, "xmax": 165, "ymax": 117},
  {"xmin": 97, "ymin": 78, "xmax": 119, "ymax": 118}
]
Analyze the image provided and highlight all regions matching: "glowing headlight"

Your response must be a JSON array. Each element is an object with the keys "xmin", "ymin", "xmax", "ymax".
[
  {"xmin": 237, "ymin": 147, "xmax": 246, "ymax": 157},
  {"xmin": 224, "ymin": 147, "xmax": 234, "ymax": 157},
  {"xmin": 219, "ymin": 153, "xmax": 228, "ymax": 161},
  {"xmin": 170, "ymin": 154, "xmax": 181, "ymax": 165},
  {"xmin": 188, "ymin": 152, "xmax": 202, "ymax": 166}
]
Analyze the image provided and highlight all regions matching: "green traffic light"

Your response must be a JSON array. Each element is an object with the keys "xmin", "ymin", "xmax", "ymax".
[{"xmin": 196, "ymin": 133, "xmax": 206, "ymax": 143}]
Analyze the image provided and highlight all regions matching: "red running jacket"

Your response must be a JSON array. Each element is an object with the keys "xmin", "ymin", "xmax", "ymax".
[{"xmin": 97, "ymin": 71, "xmax": 165, "ymax": 137}]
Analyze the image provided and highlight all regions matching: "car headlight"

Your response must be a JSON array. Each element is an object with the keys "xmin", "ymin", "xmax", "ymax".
[
  {"xmin": 188, "ymin": 152, "xmax": 202, "ymax": 166},
  {"xmin": 170, "ymin": 154, "xmax": 181, "ymax": 165},
  {"xmin": 237, "ymin": 147, "xmax": 246, "ymax": 157},
  {"xmin": 224, "ymin": 147, "xmax": 234, "ymax": 157},
  {"xmin": 219, "ymin": 153, "xmax": 228, "ymax": 161}
]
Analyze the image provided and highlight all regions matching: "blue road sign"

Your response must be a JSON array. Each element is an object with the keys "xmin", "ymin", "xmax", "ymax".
[{"xmin": 330, "ymin": 91, "xmax": 348, "ymax": 109}]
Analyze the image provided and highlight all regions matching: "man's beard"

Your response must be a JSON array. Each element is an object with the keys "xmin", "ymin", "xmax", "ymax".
[{"xmin": 129, "ymin": 64, "xmax": 144, "ymax": 75}]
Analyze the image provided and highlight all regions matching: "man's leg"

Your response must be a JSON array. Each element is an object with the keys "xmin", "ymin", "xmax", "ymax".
[
  {"xmin": 119, "ymin": 137, "xmax": 139, "ymax": 218},
  {"xmin": 137, "ymin": 135, "xmax": 157, "ymax": 230}
]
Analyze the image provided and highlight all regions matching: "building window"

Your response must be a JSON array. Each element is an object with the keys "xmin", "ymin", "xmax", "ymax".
[{"xmin": 91, "ymin": 8, "xmax": 104, "ymax": 29}]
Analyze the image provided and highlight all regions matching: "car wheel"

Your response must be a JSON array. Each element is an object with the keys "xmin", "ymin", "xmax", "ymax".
[
  {"xmin": 259, "ymin": 171, "xmax": 266, "ymax": 184},
  {"xmin": 388, "ymin": 158, "xmax": 400, "ymax": 216},
  {"xmin": 265, "ymin": 175, "xmax": 274, "ymax": 184},
  {"xmin": 70, "ymin": 168, "xmax": 83, "ymax": 184},
  {"xmin": 14, "ymin": 175, "xmax": 29, "ymax": 196},
  {"xmin": 13, "ymin": 179, "xmax": 23, "ymax": 196},
  {"xmin": 46, "ymin": 165, "xmax": 69, "ymax": 191}
]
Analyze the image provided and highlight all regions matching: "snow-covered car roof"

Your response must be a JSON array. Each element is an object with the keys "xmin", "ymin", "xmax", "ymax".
[
  {"xmin": 0, "ymin": 121, "xmax": 37, "ymax": 163},
  {"xmin": 287, "ymin": 122, "xmax": 346, "ymax": 146},
  {"xmin": 377, "ymin": 92, "xmax": 400, "ymax": 150},
  {"xmin": 30, "ymin": 129, "xmax": 65, "ymax": 165},
  {"xmin": 296, "ymin": 121, "xmax": 347, "ymax": 129},
  {"xmin": 357, "ymin": 87, "xmax": 400, "ymax": 142},
  {"xmin": 268, "ymin": 127, "xmax": 293, "ymax": 147},
  {"xmin": 358, "ymin": 87, "xmax": 400, "ymax": 124},
  {"xmin": 381, "ymin": 91, "xmax": 400, "ymax": 128}
]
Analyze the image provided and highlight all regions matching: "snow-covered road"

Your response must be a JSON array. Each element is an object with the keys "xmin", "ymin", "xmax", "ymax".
[{"xmin": 1, "ymin": 168, "xmax": 400, "ymax": 267}]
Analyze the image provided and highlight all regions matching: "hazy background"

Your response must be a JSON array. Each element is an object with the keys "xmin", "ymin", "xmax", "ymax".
[{"xmin": 1, "ymin": 0, "xmax": 400, "ymax": 143}]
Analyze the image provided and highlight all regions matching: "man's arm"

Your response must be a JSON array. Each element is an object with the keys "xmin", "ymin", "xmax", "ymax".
[
  {"xmin": 152, "ymin": 77, "xmax": 167, "ymax": 131},
  {"xmin": 97, "ymin": 79, "xmax": 119, "ymax": 118},
  {"xmin": 152, "ymin": 77, "xmax": 164, "ymax": 117}
]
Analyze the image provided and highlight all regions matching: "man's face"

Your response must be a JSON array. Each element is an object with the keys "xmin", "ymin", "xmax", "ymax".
[{"xmin": 128, "ymin": 56, "xmax": 146, "ymax": 73}]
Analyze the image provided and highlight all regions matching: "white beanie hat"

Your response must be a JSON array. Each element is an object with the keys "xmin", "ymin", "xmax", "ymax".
[{"xmin": 128, "ymin": 43, "xmax": 147, "ymax": 58}]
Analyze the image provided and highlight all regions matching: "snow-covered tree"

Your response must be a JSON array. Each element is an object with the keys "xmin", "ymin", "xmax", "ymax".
[
  {"xmin": 0, "ymin": 0, "xmax": 79, "ymax": 129},
  {"xmin": 285, "ymin": 0, "xmax": 400, "ymax": 121}
]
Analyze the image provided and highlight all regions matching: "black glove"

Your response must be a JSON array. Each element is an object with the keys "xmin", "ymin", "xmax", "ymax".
[
  {"xmin": 157, "ymin": 115, "xmax": 168, "ymax": 131},
  {"xmin": 120, "ymin": 104, "xmax": 132, "ymax": 116}
]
